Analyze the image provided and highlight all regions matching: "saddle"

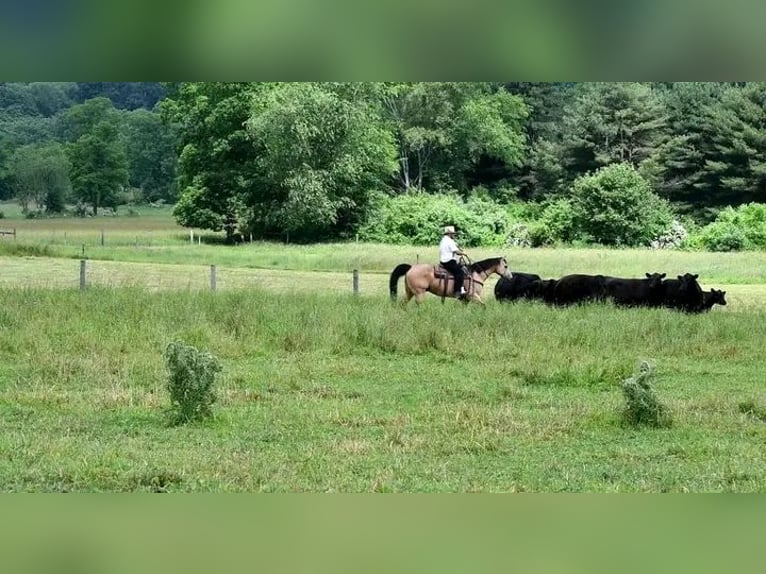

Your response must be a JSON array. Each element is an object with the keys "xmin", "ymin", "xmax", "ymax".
[{"xmin": 435, "ymin": 262, "xmax": 469, "ymax": 280}]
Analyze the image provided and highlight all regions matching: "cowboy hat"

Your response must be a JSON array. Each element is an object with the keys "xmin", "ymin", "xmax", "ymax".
[{"xmin": 443, "ymin": 225, "xmax": 456, "ymax": 235}]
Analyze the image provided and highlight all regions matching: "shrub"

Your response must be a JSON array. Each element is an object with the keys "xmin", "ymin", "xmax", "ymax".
[
  {"xmin": 571, "ymin": 163, "xmax": 674, "ymax": 246},
  {"xmin": 697, "ymin": 203, "xmax": 766, "ymax": 251},
  {"xmin": 358, "ymin": 191, "xmax": 511, "ymax": 247},
  {"xmin": 163, "ymin": 341, "xmax": 222, "ymax": 424},
  {"xmin": 699, "ymin": 219, "xmax": 746, "ymax": 252},
  {"xmin": 621, "ymin": 361, "xmax": 671, "ymax": 428},
  {"xmin": 528, "ymin": 198, "xmax": 580, "ymax": 246}
]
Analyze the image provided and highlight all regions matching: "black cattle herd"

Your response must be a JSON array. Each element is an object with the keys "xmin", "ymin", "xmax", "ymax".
[{"xmin": 495, "ymin": 270, "xmax": 727, "ymax": 313}]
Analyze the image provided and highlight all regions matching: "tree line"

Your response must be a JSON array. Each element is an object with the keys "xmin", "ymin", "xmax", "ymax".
[
  {"xmin": 0, "ymin": 82, "xmax": 175, "ymax": 214},
  {"xmin": 3, "ymin": 82, "xmax": 766, "ymax": 246}
]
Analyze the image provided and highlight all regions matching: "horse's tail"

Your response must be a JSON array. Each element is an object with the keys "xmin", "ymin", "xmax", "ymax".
[{"xmin": 389, "ymin": 263, "xmax": 411, "ymax": 300}]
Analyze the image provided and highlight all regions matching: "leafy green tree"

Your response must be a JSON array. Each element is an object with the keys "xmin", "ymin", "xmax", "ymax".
[
  {"xmin": 26, "ymin": 82, "xmax": 77, "ymax": 116},
  {"xmin": 245, "ymin": 83, "xmax": 398, "ymax": 241},
  {"xmin": 160, "ymin": 82, "xmax": 263, "ymax": 236},
  {"xmin": 381, "ymin": 83, "xmax": 528, "ymax": 193},
  {"xmin": 8, "ymin": 142, "xmax": 71, "ymax": 213},
  {"xmin": 121, "ymin": 108, "xmax": 178, "ymax": 202},
  {"xmin": 570, "ymin": 163, "xmax": 674, "ymax": 246},
  {"xmin": 57, "ymin": 97, "xmax": 118, "ymax": 142},
  {"xmin": 67, "ymin": 121, "xmax": 129, "ymax": 214}
]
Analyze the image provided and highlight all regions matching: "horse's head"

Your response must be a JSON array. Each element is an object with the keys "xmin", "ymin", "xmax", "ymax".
[{"xmin": 497, "ymin": 257, "xmax": 512, "ymax": 280}]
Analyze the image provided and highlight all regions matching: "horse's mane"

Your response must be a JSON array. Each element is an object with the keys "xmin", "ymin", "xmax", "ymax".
[{"xmin": 469, "ymin": 257, "xmax": 503, "ymax": 273}]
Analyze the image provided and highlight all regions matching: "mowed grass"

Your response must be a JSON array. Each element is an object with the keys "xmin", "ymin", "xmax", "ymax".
[{"xmin": 1, "ymin": 287, "xmax": 766, "ymax": 492}]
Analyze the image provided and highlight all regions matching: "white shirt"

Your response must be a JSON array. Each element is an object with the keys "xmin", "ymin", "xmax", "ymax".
[{"xmin": 439, "ymin": 235, "xmax": 460, "ymax": 263}]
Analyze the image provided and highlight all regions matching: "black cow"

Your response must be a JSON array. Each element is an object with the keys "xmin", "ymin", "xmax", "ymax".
[
  {"xmin": 662, "ymin": 273, "xmax": 703, "ymax": 312},
  {"xmin": 603, "ymin": 273, "xmax": 667, "ymax": 307},
  {"xmin": 553, "ymin": 274, "xmax": 606, "ymax": 305},
  {"xmin": 527, "ymin": 278, "xmax": 559, "ymax": 304},
  {"xmin": 495, "ymin": 272, "xmax": 542, "ymax": 302},
  {"xmin": 694, "ymin": 288, "xmax": 727, "ymax": 313}
]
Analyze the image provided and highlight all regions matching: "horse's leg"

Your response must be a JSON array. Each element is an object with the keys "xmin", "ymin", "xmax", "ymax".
[
  {"xmin": 403, "ymin": 280, "xmax": 415, "ymax": 306},
  {"xmin": 467, "ymin": 285, "xmax": 485, "ymax": 305}
]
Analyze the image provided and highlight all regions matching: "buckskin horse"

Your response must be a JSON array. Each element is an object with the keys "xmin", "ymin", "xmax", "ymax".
[{"xmin": 389, "ymin": 257, "xmax": 512, "ymax": 305}]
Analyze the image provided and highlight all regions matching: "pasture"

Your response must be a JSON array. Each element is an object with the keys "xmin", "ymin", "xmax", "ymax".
[{"xmin": 1, "ymin": 208, "xmax": 766, "ymax": 491}]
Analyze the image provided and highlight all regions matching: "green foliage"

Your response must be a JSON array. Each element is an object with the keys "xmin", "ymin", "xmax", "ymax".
[
  {"xmin": 528, "ymin": 198, "xmax": 580, "ymax": 246},
  {"xmin": 698, "ymin": 203, "xmax": 766, "ymax": 251},
  {"xmin": 172, "ymin": 184, "xmax": 224, "ymax": 231},
  {"xmin": 121, "ymin": 108, "xmax": 178, "ymax": 203},
  {"xmin": 246, "ymin": 83, "xmax": 397, "ymax": 241},
  {"xmin": 358, "ymin": 191, "xmax": 510, "ymax": 246},
  {"xmin": 160, "ymin": 82, "xmax": 263, "ymax": 233},
  {"xmin": 621, "ymin": 361, "xmax": 672, "ymax": 428},
  {"xmin": 570, "ymin": 163, "xmax": 674, "ymax": 246},
  {"xmin": 7, "ymin": 142, "xmax": 71, "ymax": 213},
  {"xmin": 163, "ymin": 341, "xmax": 222, "ymax": 424},
  {"xmin": 563, "ymin": 83, "xmax": 668, "ymax": 179},
  {"xmin": 699, "ymin": 220, "xmax": 746, "ymax": 252},
  {"xmin": 67, "ymin": 121, "xmax": 129, "ymax": 215}
]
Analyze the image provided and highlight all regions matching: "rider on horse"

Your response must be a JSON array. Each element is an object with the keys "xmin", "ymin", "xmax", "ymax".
[{"xmin": 439, "ymin": 226, "xmax": 468, "ymax": 299}]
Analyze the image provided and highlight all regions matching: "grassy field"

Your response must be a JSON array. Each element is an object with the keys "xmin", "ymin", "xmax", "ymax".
[{"xmin": 2, "ymin": 208, "xmax": 766, "ymax": 491}]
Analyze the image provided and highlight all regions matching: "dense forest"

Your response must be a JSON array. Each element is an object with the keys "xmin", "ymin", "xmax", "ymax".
[{"xmin": 3, "ymin": 82, "xmax": 766, "ymax": 249}]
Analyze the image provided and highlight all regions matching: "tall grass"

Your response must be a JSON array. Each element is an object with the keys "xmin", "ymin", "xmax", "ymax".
[{"xmin": 1, "ymin": 287, "xmax": 765, "ymax": 491}]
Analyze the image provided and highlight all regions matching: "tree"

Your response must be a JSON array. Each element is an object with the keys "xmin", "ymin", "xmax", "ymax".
[
  {"xmin": 67, "ymin": 121, "xmax": 129, "ymax": 215},
  {"xmin": 8, "ymin": 142, "xmax": 71, "ymax": 213},
  {"xmin": 161, "ymin": 82, "xmax": 263, "ymax": 236},
  {"xmin": 245, "ymin": 83, "xmax": 398, "ymax": 241},
  {"xmin": 75, "ymin": 82, "xmax": 165, "ymax": 110},
  {"xmin": 505, "ymin": 82, "xmax": 575, "ymax": 200},
  {"xmin": 655, "ymin": 82, "xmax": 727, "ymax": 218},
  {"xmin": 381, "ymin": 82, "xmax": 528, "ymax": 193},
  {"xmin": 570, "ymin": 162, "xmax": 674, "ymax": 246},
  {"xmin": 121, "ymin": 108, "xmax": 178, "ymax": 202},
  {"xmin": 562, "ymin": 83, "xmax": 667, "ymax": 182},
  {"xmin": 57, "ymin": 97, "xmax": 118, "ymax": 142}
]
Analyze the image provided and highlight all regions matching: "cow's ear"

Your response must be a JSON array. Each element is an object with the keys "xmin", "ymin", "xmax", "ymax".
[
  {"xmin": 693, "ymin": 274, "xmax": 699, "ymax": 279},
  {"xmin": 645, "ymin": 273, "xmax": 651, "ymax": 278},
  {"xmin": 677, "ymin": 275, "xmax": 683, "ymax": 281},
  {"xmin": 660, "ymin": 273, "xmax": 666, "ymax": 279}
]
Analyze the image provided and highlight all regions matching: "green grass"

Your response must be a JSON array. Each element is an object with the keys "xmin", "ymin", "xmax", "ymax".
[
  {"xmin": 2, "ymin": 207, "xmax": 765, "ymax": 491},
  {"xmin": 1, "ymin": 288, "xmax": 765, "ymax": 492}
]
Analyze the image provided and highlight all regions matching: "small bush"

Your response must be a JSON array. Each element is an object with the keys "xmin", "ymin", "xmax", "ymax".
[
  {"xmin": 163, "ymin": 341, "xmax": 222, "ymax": 424},
  {"xmin": 621, "ymin": 361, "xmax": 672, "ymax": 428}
]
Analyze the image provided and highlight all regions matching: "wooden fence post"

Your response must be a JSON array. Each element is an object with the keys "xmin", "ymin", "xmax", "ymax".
[
  {"xmin": 353, "ymin": 269, "xmax": 359, "ymax": 295},
  {"xmin": 210, "ymin": 265, "xmax": 217, "ymax": 292},
  {"xmin": 100, "ymin": 229, "xmax": 104, "ymax": 246},
  {"xmin": 79, "ymin": 259, "xmax": 87, "ymax": 291}
]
